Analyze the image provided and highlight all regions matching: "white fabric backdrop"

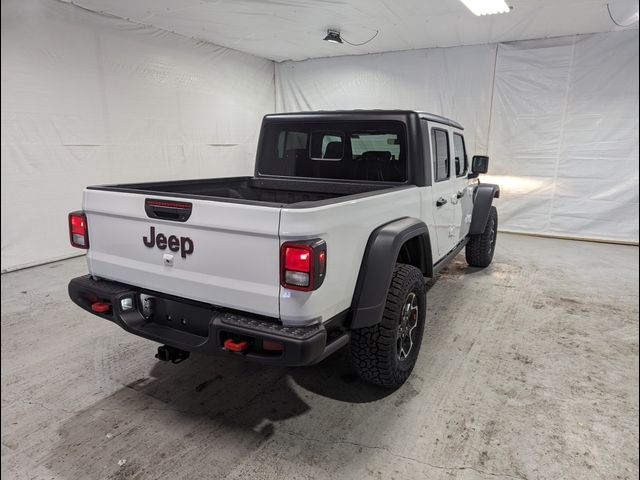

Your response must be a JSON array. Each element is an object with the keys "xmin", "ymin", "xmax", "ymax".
[
  {"xmin": 276, "ymin": 31, "xmax": 639, "ymax": 243},
  {"xmin": 2, "ymin": 3, "xmax": 637, "ymax": 272},
  {"xmin": 276, "ymin": 43, "xmax": 498, "ymax": 163},
  {"xmin": 488, "ymin": 32, "xmax": 639, "ymax": 242},
  {"xmin": 1, "ymin": 0, "xmax": 275, "ymax": 271}
]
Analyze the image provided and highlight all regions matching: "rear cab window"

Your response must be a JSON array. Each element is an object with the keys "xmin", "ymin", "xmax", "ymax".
[{"xmin": 259, "ymin": 121, "xmax": 407, "ymax": 182}]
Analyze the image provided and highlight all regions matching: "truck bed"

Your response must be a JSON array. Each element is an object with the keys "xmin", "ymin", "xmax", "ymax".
[{"xmin": 88, "ymin": 176, "xmax": 398, "ymax": 207}]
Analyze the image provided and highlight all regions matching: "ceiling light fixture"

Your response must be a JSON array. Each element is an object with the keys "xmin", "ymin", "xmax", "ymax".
[
  {"xmin": 459, "ymin": 0, "xmax": 510, "ymax": 16},
  {"xmin": 322, "ymin": 29, "xmax": 379, "ymax": 46},
  {"xmin": 323, "ymin": 29, "xmax": 343, "ymax": 44}
]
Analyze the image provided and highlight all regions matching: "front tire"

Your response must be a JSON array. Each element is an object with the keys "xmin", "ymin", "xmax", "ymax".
[
  {"xmin": 350, "ymin": 264, "xmax": 426, "ymax": 389},
  {"xmin": 466, "ymin": 206, "xmax": 498, "ymax": 268}
]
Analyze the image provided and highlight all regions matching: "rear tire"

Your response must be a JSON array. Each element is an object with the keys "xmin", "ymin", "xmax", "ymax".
[
  {"xmin": 466, "ymin": 206, "xmax": 498, "ymax": 268},
  {"xmin": 349, "ymin": 264, "xmax": 426, "ymax": 389}
]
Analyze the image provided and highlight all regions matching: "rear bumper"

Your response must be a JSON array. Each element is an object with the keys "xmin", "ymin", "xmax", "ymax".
[{"xmin": 68, "ymin": 275, "xmax": 348, "ymax": 366}]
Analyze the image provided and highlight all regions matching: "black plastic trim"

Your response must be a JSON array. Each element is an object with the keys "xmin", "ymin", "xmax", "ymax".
[
  {"xmin": 349, "ymin": 217, "xmax": 432, "ymax": 329},
  {"xmin": 87, "ymin": 178, "xmax": 283, "ymax": 207},
  {"xmin": 87, "ymin": 177, "xmax": 413, "ymax": 209},
  {"xmin": 68, "ymin": 275, "xmax": 348, "ymax": 367},
  {"xmin": 144, "ymin": 198, "xmax": 192, "ymax": 222},
  {"xmin": 287, "ymin": 185, "xmax": 415, "ymax": 208},
  {"xmin": 416, "ymin": 111, "xmax": 464, "ymax": 130},
  {"xmin": 419, "ymin": 120, "xmax": 433, "ymax": 187},
  {"xmin": 264, "ymin": 110, "xmax": 463, "ymax": 131},
  {"xmin": 433, "ymin": 237, "xmax": 469, "ymax": 274},
  {"xmin": 469, "ymin": 183, "xmax": 500, "ymax": 235}
]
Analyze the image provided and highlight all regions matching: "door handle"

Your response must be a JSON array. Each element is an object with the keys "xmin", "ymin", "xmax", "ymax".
[
  {"xmin": 456, "ymin": 191, "xmax": 464, "ymax": 199},
  {"xmin": 436, "ymin": 197, "xmax": 447, "ymax": 207}
]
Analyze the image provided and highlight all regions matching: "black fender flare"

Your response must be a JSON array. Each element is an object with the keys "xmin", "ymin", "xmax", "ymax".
[
  {"xmin": 469, "ymin": 183, "xmax": 500, "ymax": 235},
  {"xmin": 349, "ymin": 217, "xmax": 432, "ymax": 329}
]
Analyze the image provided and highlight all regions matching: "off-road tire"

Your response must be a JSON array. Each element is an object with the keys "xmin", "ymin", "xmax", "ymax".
[
  {"xmin": 350, "ymin": 263, "xmax": 426, "ymax": 389},
  {"xmin": 466, "ymin": 206, "xmax": 498, "ymax": 268}
]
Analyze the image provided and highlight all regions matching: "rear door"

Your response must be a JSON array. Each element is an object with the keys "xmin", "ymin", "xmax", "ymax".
[
  {"xmin": 429, "ymin": 125, "xmax": 458, "ymax": 260},
  {"xmin": 83, "ymin": 189, "xmax": 281, "ymax": 318}
]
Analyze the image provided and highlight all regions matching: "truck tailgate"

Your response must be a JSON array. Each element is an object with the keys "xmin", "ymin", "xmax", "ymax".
[{"xmin": 83, "ymin": 189, "xmax": 281, "ymax": 318}]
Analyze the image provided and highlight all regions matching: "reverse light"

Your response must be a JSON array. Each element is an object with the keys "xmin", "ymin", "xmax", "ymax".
[
  {"xmin": 280, "ymin": 239, "xmax": 327, "ymax": 291},
  {"xmin": 120, "ymin": 297, "xmax": 134, "ymax": 311},
  {"xmin": 285, "ymin": 270, "xmax": 310, "ymax": 287},
  {"xmin": 68, "ymin": 211, "xmax": 89, "ymax": 249},
  {"xmin": 459, "ymin": 0, "xmax": 510, "ymax": 16}
]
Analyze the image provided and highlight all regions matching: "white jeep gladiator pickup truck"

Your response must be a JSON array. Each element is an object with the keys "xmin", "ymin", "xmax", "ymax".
[{"xmin": 68, "ymin": 110, "xmax": 499, "ymax": 388}]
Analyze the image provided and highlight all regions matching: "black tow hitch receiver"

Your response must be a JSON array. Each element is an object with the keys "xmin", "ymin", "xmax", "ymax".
[{"xmin": 155, "ymin": 345, "xmax": 190, "ymax": 364}]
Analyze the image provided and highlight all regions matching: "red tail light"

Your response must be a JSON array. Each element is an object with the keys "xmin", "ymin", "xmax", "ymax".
[
  {"xmin": 68, "ymin": 211, "xmax": 89, "ymax": 249},
  {"xmin": 284, "ymin": 246, "xmax": 311, "ymax": 272},
  {"xmin": 280, "ymin": 239, "xmax": 326, "ymax": 291}
]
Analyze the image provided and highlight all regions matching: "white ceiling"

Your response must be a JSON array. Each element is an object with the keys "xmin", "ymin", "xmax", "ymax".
[{"xmin": 67, "ymin": 0, "xmax": 639, "ymax": 61}]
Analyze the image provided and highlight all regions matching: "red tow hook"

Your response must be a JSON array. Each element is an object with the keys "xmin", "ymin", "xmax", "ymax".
[
  {"xmin": 91, "ymin": 301, "xmax": 111, "ymax": 313},
  {"xmin": 224, "ymin": 338, "xmax": 248, "ymax": 352}
]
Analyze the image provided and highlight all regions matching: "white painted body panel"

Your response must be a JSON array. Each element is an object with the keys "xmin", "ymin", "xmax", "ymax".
[
  {"xmin": 83, "ymin": 185, "xmax": 440, "ymax": 327},
  {"xmin": 84, "ymin": 190, "xmax": 281, "ymax": 318},
  {"xmin": 279, "ymin": 187, "xmax": 427, "ymax": 325}
]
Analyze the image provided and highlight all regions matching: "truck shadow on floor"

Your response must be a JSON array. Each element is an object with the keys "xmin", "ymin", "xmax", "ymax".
[
  {"xmin": 44, "ymin": 346, "xmax": 402, "ymax": 478},
  {"xmin": 44, "ymin": 265, "xmax": 470, "ymax": 479}
]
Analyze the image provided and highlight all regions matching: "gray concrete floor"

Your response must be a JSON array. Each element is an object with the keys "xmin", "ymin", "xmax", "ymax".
[{"xmin": 1, "ymin": 233, "xmax": 638, "ymax": 480}]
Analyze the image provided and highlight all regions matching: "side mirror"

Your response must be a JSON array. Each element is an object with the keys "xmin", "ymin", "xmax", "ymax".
[{"xmin": 468, "ymin": 155, "xmax": 489, "ymax": 178}]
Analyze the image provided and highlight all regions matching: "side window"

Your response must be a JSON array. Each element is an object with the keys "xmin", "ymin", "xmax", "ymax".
[
  {"xmin": 453, "ymin": 133, "xmax": 468, "ymax": 177},
  {"xmin": 431, "ymin": 129, "xmax": 450, "ymax": 182}
]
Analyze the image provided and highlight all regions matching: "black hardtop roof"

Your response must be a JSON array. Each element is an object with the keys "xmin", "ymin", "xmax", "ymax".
[{"xmin": 264, "ymin": 110, "xmax": 463, "ymax": 130}]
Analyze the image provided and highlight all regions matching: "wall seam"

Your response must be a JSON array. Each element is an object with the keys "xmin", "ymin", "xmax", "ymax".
[
  {"xmin": 485, "ymin": 43, "xmax": 500, "ymax": 156},
  {"xmin": 546, "ymin": 36, "xmax": 577, "ymax": 232},
  {"xmin": 58, "ymin": 0, "xmax": 271, "ymax": 64}
]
